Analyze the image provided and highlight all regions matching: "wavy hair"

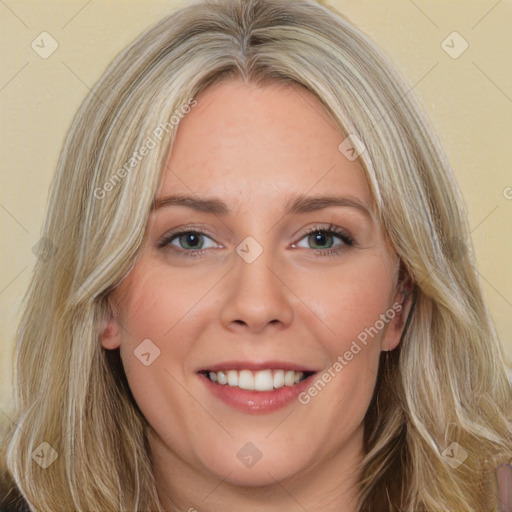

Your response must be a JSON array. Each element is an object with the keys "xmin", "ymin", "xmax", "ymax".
[{"xmin": 2, "ymin": 0, "xmax": 511, "ymax": 510}]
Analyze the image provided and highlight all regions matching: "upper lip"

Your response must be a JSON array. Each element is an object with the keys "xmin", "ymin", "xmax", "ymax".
[{"xmin": 197, "ymin": 360, "xmax": 319, "ymax": 373}]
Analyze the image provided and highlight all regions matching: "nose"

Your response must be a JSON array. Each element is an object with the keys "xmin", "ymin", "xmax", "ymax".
[{"xmin": 219, "ymin": 244, "xmax": 294, "ymax": 334}]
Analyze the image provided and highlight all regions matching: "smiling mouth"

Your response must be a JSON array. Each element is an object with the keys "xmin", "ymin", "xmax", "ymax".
[{"xmin": 199, "ymin": 369, "xmax": 316, "ymax": 392}]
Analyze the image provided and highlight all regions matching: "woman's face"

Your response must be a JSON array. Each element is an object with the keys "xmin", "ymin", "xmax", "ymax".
[{"xmin": 101, "ymin": 79, "xmax": 407, "ymax": 492}]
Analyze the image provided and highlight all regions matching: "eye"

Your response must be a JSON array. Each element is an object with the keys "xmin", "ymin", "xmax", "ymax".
[
  {"xmin": 157, "ymin": 228, "xmax": 219, "ymax": 255},
  {"xmin": 157, "ymin": 224, "xmax": 354, "ymax": 258},
  {"xmin": 293, "ymin": 224, "xmax": 354, "ymax": 256}
]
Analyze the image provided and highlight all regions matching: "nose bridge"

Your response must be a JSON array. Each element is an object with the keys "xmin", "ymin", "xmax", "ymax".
[{"xmin": 219, "ymin": 235, "xmax": 294, "ymax": 332}]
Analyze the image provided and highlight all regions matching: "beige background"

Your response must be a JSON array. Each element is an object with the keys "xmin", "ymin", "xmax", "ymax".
[{"xmin": 1, "ymin": 0, "xmax": 511, "ymax": 417}]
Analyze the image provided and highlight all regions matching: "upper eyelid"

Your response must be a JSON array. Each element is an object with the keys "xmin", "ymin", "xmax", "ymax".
[
  {"xmin": 299, "ymin": 223, "xmax": 349, "ymax": 236},
  {"xmin": 157, "ymin": 226, "xmax": 218, "ymax": 247},
  {"xmin": 294, "ymin": 225, "xmax": 354, "ymax": 247}
]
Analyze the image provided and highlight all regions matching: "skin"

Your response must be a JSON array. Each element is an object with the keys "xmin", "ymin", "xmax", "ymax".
[{"xmin": 101, "ymin": 79, "xmax": 412, "ymax": 512}]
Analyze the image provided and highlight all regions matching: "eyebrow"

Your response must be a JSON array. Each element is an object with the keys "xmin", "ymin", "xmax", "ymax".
[{"xmin": 153, "ymin": 193, "xmax": 371, "ymax": 218}]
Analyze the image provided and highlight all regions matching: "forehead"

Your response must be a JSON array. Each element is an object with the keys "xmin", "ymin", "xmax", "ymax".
[{"xmin": 158, "ymin": 79, "xmax": 371, "ymax": 214}]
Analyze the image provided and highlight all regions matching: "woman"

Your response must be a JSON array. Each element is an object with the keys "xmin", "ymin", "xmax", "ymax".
[{"xmin": 2, "ymin": 0, "xmax": 511, "ymax": 510}]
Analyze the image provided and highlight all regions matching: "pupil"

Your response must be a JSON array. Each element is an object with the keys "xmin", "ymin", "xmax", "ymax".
[
  {"xmin": 311, "ymin": 231, "xmax": 331, "ymax": 249},
  {"xmin": 182, "ymin": 233, "xmax": 202, "ymax": 249}
]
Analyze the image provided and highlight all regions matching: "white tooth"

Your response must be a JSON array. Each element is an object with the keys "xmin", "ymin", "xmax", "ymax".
[
  {"xmin": 294, "ymin": 371, "xmax": 303, "ymax": 384},
  {"xmin": 273, "ymin": 369, "xmax": 285, "ymax": 389},
  {"xmin": 254, "ymin": 370, "xmax": 274, "ymax": 391},
  {"xmin": 238, "ymin": 370, "xmax": 255, "ymax": 390},
  {"xmin": 209, "ymin": 372, "xmax": 217, "ymax": 383},
  {"xmin": 217, "ymin": 371, "xmax": 227, "ymax": 385},
  {"xmin": 227, "ymin": 370, "xmax": 238, "ymax": 387},
  {"xmin": 284, "ymin": 370, "xmax": 296, "ymax": 386}
]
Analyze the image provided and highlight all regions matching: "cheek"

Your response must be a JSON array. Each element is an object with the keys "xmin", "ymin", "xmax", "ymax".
[
  {"xmin": 109, "ymin": 271, "xmax": 181, "ymax": 397},
  {"xmin": 295, "ymin": 256, "xmax": 396, "ymax": 351},
  {"xmin": 289, "ymin": 256, "xmax": 395, "ymax": 418},
  {"xmin": 112, "ymin": 265, "xmax": 214, "ymax": 445},
  {"xmin": 112, "ymin": 260, "xmax": 223, "ymax": 426},
  {"xmin": 115, "ymin": 261, "xmax": 218, "ymax": 348}
]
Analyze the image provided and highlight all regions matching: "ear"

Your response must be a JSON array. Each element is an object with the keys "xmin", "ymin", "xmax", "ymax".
[
  {"xmin": 382, "ymin": 264, "xmax": 415, "ymax": 352},
  {"xmin": 99, "ymin": 298, "xmax": 122, "ymax": 350}
]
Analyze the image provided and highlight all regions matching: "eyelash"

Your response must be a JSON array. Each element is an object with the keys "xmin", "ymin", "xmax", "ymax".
[{"xmin": 157, "ymin": 224, "xmax": 355, "ymax": 258}]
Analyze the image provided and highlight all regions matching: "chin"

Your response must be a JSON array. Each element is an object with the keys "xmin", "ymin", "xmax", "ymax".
[
  {"xmin": 210, "ymin": 460, "xmax": 302, "ymax": 488},
  {"xmin": 197, "ymin": 441, "xmax": 313, "ymax": 487}
]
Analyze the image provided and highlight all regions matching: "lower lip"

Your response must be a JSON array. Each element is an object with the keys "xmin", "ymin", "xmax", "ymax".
[{"xmin": 199, "ymin": 373, "xmax": 316, "ymax": 414}]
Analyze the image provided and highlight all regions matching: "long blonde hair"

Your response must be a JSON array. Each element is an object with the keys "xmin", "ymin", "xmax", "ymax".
[{"xmin": 3, "ymin": 0, "xmax": 511, "ymax": 510}]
